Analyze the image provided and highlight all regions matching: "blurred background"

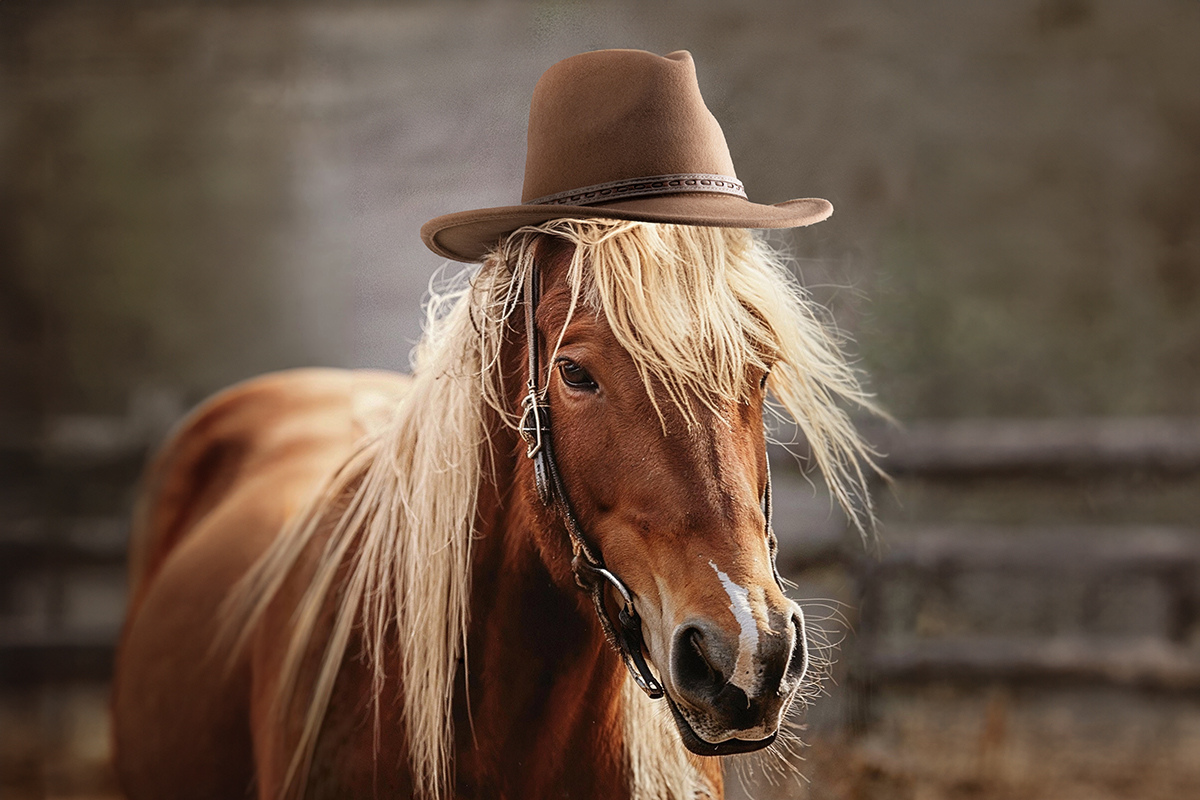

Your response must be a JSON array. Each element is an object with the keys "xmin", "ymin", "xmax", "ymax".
[{"xmin": 2, "ymin": 1, "xmax": 1199, "ymax": 798}]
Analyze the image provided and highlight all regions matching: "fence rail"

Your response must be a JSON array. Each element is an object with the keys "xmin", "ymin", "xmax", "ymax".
[
  {"xmin": 863, "ymin": 636, "xmax": 1200, "ymax": 691},
  {"xmin": 847, "ymin": 418, "xmax": 1200, "ymax": 692},
  {"xmin": 864, "ymin": 417, "xmax": 1200, "ymax": 476},
  {"xmin": 3, "ymin": 417, "xmax": 1199, "ymax": 685}
]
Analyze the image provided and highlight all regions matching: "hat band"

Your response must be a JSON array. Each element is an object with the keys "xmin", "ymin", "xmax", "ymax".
[{"xmin": 525, "ymin": 173, "xmax": 746, "ymax": 207}]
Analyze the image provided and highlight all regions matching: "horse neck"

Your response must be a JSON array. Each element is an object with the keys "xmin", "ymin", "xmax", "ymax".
[{"xmin": 455, "ymin": 416, "xmax": 632, "ymax": 799}]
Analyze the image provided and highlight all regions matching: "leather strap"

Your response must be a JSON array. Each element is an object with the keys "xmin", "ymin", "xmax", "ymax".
[{"xmin": 516, "ymin": 252, "xmax": 778, "ymax": 700}]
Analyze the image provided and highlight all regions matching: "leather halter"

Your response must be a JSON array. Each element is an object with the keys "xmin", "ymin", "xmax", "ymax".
[{"xmin": 517, "ymin": 258, "xmax": 782, "ymax": 700}]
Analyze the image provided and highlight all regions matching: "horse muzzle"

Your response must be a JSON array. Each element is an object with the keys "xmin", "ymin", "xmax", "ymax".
[{"xmin": 663, "ymin": 607, "xmax": 807, "ymax": 756}]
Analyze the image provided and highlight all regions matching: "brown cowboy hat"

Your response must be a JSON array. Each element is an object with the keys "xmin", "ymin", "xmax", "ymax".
[{"xmin": 420, "ymin": 49, "xmax": 833, "ymax": 263}]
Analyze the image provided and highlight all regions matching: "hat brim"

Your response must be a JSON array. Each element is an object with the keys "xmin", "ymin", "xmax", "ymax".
[{"xmin": 420, "ymin": 193, "xmax": 833, "ymax": 263}]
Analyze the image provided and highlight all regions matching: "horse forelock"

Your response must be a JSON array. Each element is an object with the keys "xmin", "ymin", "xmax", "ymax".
[
  {"xmin": 225, "ymin": 219, "xmax": 877, "ymax": 800},
  {"xmin": 519, "ymin": 220, "xmax": 881, "ymax": 529}
]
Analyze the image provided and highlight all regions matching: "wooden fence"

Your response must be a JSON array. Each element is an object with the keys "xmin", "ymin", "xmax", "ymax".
[{"xmin": 3, "ymin": 417, "xmax": 1200, "ymax": 688}]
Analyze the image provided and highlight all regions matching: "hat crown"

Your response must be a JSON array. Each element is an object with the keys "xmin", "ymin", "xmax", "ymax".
[{"xmin": 521, "ymin": 50, "xmax": 738, "ymax": 204}]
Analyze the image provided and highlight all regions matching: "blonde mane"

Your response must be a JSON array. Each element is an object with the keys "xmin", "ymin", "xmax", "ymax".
[{"xmin": 225, "ymin": 219, "xmax": 879, "ymax": 800}]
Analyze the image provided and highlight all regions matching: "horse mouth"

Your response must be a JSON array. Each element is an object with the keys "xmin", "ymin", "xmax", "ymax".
[{"xmin": 663, "ymin": 691, "xmax": 778, "ymax": 757}]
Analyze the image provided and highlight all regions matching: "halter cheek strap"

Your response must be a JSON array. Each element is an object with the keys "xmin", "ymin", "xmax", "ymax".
[
  {"xmin": 517, "ymin": 261, "xmax": 663, "ymax": 698},
  {"xmin": 516, "ymin": 257, "xmax": 781, "ymax": 701}
]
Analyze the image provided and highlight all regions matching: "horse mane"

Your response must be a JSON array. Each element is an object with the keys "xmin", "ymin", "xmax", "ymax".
[{"xmin": 223, "ymin": 219, "xmax": 879, "ymax": 800}]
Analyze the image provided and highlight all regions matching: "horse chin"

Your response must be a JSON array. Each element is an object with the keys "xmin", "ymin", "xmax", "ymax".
[{"xmin": 662, "ymin": 691, "xmax": 778, "ymax": 757}]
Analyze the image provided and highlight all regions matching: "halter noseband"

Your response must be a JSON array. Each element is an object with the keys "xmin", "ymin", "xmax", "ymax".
[{"xmin": 516, "ymin": 257, "xmax": 781, "ymax": 701}]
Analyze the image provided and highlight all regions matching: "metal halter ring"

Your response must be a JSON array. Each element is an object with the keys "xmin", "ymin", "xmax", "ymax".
[
  {"xmin": 517, "ymin": 389, "xmax": 544, "ymax": 459},
  {"xmin": 572, "ymin": 556, "xmax": 664, "ymax": 698},
  {"xmin": 583, "ymin": 563, "xmax": 635, "ymax": 609}
]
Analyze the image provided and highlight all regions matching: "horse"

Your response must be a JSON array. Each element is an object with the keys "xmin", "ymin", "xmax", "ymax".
[{"xmin": 110, "ymin": 219, "xmax": 877, "ymax": 799}]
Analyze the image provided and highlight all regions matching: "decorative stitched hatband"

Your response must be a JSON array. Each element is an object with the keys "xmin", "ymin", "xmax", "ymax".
[{"xmin": 526, "ymin": 173, "xmax": 746, "ymax": 207}]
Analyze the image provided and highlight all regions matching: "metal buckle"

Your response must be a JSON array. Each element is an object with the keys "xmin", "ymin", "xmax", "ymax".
[{"xmin": 518, "ymin": 389, "xmax": 544, "ymax": 459}]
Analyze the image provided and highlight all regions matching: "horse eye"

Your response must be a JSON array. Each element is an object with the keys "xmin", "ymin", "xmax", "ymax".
[
  {"xmin": 759, "ymin": 370, "xmax": 771, "ymax": 390},
  {"xmin": 558, "ymin": 360, "xmax": 598, "ymax": 391}
]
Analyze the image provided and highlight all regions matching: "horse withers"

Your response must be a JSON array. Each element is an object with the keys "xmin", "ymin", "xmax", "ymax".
[{"xmin": 111, "ymin": 220, "xmax": 876, "ymax": 799}]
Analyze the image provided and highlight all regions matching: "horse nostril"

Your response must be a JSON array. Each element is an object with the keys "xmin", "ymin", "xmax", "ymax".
[
  {"xmin": 672, "ymin": 620, "xmax": 766, "ymax": 731},
  {"xmin": 673, "ymin": 625, "xmax": 722, "ymax": 695},
  {"xmin": 786, "ymin": 610, "xmax": 809, "ymax": 686}
]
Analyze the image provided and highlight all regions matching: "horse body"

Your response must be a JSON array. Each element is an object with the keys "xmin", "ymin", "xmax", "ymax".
[
  {"xmin": 112, "ymin": 369, "xmax": 412, "ymax": 797},
  {"xmin": 113, "ymin": 221, "xmax": 875, "ymax": 799},
  {"xmin": 112, "ymin": 369, "xmax": 698, "ymax": 800}
]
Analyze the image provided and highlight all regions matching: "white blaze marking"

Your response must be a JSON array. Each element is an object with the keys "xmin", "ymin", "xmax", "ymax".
[{"xmin": 709, "ymin": 561, "xmax": 759, "ymax": 694}]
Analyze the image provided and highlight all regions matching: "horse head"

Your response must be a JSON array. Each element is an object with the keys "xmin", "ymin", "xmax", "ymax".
[{"xmin": 512, "ymin": 228, "xmax": 832, "ymax": 756}]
